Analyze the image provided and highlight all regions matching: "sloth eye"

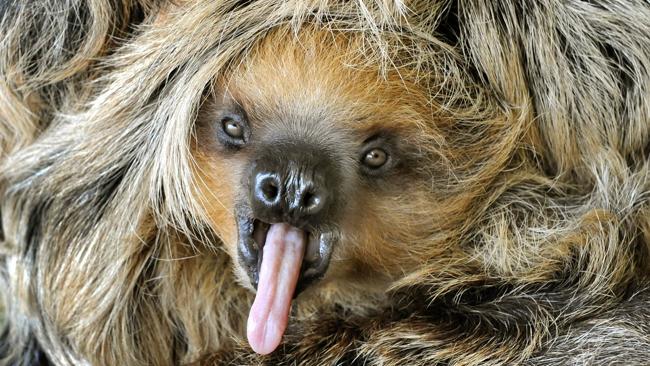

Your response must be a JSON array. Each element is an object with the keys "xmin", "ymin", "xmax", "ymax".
[
  {"xmin": 359, "ymin": 134, "xmax": 398, "ymax": 176},
  {"xmin": 215, "ymin": 110, "xmax": 250, "ymax": 148},
  {"xmin": 222, "ymin": 118, "xmax": 244, "ymax": 138},
  {"xmin": 362, "ymin": 148, "xmax": 388, "ymax": 168}
]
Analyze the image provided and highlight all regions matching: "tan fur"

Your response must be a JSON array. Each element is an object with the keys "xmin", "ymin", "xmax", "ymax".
[{"xmin": 1, "ymin": 1, "xmax": 649, "ymax": 365}]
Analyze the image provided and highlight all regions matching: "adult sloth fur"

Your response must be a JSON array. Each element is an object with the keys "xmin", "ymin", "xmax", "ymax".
[{"xmin": 1, "ymin": 0, "xmax": 650, "ymax": 365}]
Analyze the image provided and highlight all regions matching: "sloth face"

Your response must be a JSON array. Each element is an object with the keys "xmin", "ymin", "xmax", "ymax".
[{"xmin": 193, "ymin": 30, "xmax": 441, "ymax": 354}]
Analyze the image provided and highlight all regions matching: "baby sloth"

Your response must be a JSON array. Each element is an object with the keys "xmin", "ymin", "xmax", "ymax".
[{"xmin": 195, "ymin": 31, "xmax": 440, "ymax": 354}]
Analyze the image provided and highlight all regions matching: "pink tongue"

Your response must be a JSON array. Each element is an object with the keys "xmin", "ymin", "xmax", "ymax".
[{"xmin": 247, "ymin": 223, "xmax": 305, "ymax": 355}]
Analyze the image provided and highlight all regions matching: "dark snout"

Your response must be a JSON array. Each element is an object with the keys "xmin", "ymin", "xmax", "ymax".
[
  {"xmin": 249, "ymin": 143, "xmax": 338, "ymax": 229},
  {"xmin": 237, "ymin": 141, "xmax": 341, "ymax": 295}
]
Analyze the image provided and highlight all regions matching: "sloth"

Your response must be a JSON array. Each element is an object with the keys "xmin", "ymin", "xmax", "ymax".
[
  {"xmin": 1, "ymin": 1, "xmax": 650, "ymax": 365},
  {"xmin": 194, "ymin": 30, "xmax": 455, "ymax": 355}
]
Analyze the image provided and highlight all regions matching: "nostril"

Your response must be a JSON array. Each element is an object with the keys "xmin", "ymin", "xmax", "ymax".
[
  {"xmin": 301, "ymin": 190, "xmax": 323, "ymax": 214},
  {"xmin": 262, "ymin": 181, "xmax": 278, "ymax": 201},
  {"xmin": 256, "ymin": 175, "xmax": 281, "ymax": 205}
]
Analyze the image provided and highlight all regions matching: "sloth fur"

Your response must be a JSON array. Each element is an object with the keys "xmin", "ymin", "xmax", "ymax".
[{"xmin": 1, "ymin": 0, "xmax": 650, "ymax": 365}]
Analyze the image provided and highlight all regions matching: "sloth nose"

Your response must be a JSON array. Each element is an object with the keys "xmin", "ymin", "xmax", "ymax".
[
  {"xmin": 252, "ymin": 167, "xmax": 328, "ymax": 225},
  {"xmin": 249, "ymin": 145, "xmax": 335, "ymax": 227}
]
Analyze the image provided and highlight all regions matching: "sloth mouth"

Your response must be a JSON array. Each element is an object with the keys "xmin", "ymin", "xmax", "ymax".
[
  {"xmin": 237, "ymin": 215, "xmax": 335, "ymax": 294},
  {"xmin": 236, "ymin": 212, "xmax": 337, "ymax": 354}
]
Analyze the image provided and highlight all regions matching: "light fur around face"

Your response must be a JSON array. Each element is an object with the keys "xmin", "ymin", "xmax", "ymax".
[{"xmin": 1, "ymin": 1, "xmax": 649, "ymax": 365}]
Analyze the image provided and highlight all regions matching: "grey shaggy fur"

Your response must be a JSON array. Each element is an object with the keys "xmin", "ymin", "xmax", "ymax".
[{"xmin": 1, "ymin": 0, "xmax": 649, "ymax": 365}]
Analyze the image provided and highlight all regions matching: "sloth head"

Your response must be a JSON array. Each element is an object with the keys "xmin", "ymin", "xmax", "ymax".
[{"xmin": 193, "ymin": 29, "xmax": 456, "ymax": 354}]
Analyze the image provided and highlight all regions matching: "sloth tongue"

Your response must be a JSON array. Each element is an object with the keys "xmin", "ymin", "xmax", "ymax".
[{"xmin": 247, "ymin": 223, "xmax": 306, "ymax": 355}]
